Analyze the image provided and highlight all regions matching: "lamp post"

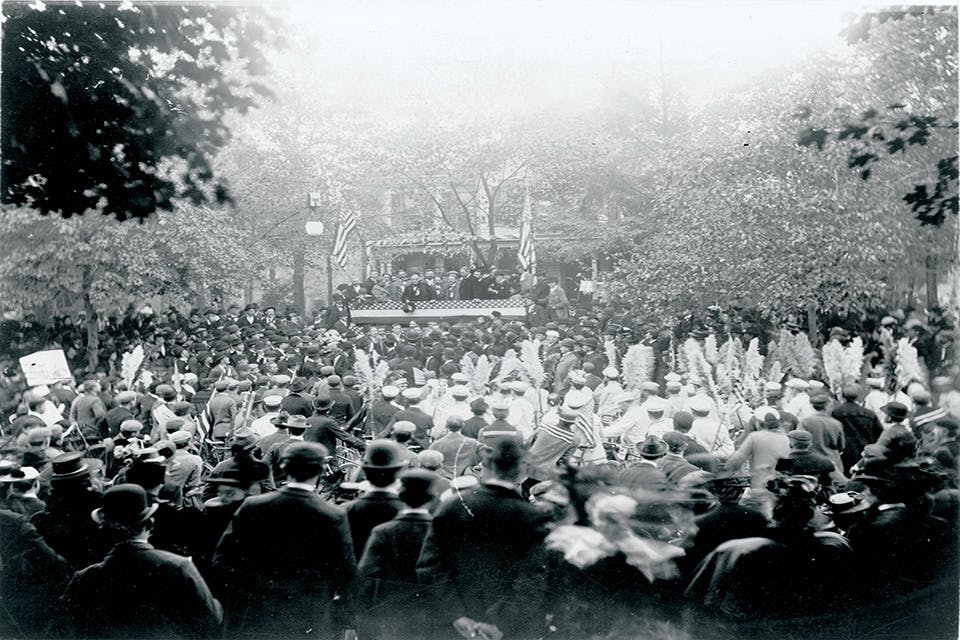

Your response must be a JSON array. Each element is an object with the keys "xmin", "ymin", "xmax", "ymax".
[{"xmin": 305, "ymin": 192, "xmax": 334, "ymax": 305}]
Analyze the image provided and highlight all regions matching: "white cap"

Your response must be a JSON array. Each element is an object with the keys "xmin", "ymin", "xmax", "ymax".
[
  {"xmin": 807, "ymin": 380, "xmax": 826, "ymax": 390},
  {"xmin": 381, "ymin": 385, "xmax": 400, "ymax": 399},
  {"xmin": 641, "ymin": 381, "xmax": 660, "ymax": 393},
  {"xmin": 568, "ymin": 370, "xmax": 587, "ymax": 385},
  {"xmin": 451, "ymin": 372, "xmax": 469, "ymax": 383},
  {"xmin": 763, "ymin": 381, "xmax": 782, "ymax": 393},
  {"xmin": 602, "ymin": 367, "xmax": 619, "ymax": 378},
  {"xmin": 645, "ymin": 397, "xmax": 667, "ymax": 413},
  {"xmin": 451, "ymin": 387, "xmax": 469, "ymax": 398},
  {"xmin": 666, "ymin": 381, "xmax": 682, "ymax": 392},
  {"xmin": 262, "ymin": 395, "xmax": 283, "ymax": 408},
  {"xmin": 784, "ymin": 378, "xmax": 809, "ymax": 391},
  {"xmin": 564, "ymin": 388, "xmax": 593, "ymax": 410},
  {"xmin": 402, "ymin": 387, "xmax": 422, "ymax": 401},
  {"xmin": 664, "ymin": 372, "xmax": 682, "ymax": 383},
  {"xmin": 545, "ymin": 330, "xmax": 560, "ymax": 338},
  {"xmin": 688, "ymin": 395, "xmax": 712, "ymax": 414}
]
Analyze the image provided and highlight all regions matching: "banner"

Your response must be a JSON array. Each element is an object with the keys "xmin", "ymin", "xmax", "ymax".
[{"xmin": 19, "ymin": 349, "xmax": 72, "ymax": 386}]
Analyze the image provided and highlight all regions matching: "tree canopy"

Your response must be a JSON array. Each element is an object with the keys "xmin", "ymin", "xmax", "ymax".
[{"xmin": 1, "ymin": 1, "xmax": 276, "ymax": 220}]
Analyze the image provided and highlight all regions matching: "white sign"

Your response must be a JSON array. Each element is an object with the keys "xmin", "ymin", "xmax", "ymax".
[
  {"xmin": 307, "ymin": 192, "xmax": 322, "ymax": 208},
  {"xmin": 305, "ymin": 220, "xmax": 325, "ymax": 236},
  {"xmin": 19, "ymin": 349, "xmax": 72, "ymax": 386}
]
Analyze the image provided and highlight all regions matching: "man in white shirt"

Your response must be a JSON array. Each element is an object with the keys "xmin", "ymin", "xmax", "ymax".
[
  {"xmin": 688, "ymin": 395, "xmax": 734, "ymax": 458},
  {"xmin": 250, "ymin": 395, "xmax": 283, "ymax": 438}
]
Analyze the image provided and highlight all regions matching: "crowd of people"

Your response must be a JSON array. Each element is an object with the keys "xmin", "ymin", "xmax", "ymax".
[{"xmin": 0, "ymin": 298, "xmax": 957, "ymax": 639}]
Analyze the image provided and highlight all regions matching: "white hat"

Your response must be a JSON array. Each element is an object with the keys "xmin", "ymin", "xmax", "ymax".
[
  {"xmin": 664, "ymin": 372, "xmax": 682, "ymax": 383},
  {"xmin": 665, "ymin": 381, "xmax": 682, "ymax": 392},
  {"xmin": 568, "ymin": 370, "xmax": 587, "ymax": 385},
  {"xmin": 511, "ymin": 380, "xmax": 529, "ymax": 393},
  {"xmin": 262, "ymin": 395, "xmax": 283, "ymax": 408},
  {"xmin": 451, "ymin": 387, "xmax": 470, "ymax": 398},
  {"xmin": 402, "ymin": 387, "xmax": 422, "ymax": 401},
  {"xmin": 440, "ymin": 475, "xmax": 479, "ymax": 502},
  {"xmin": 784, "ymin": 378, "xmax": 809, "ymax": 391},
  {"xmin": 545, "ymin": 330, "xmax": 560, "ymax": 338},
  {"xmin": 645, "ymin": 397, "xmax": 667, "ymax": 413},
  {"xmin": 763, "ymin": 382, "xmax": 782, "ymax": 393},
  {"xmin": 755, "ymin": 407, "xmax": 780, "ymax": 422},
  {"xmin": 865, "ymin": 377, "xmax": 885, "ymax": 389},
  {"xmin": 451, "ymin": 372, "xmax": 469, "ymax": 383},
  {"xmin": 564, "ymin": 388, "xmax": 593, "ymax": 410},
  {"xmin": 807, "ymin": 380, "xmax": 826, "ymax": 390},
  {"xmin": 273, "ymin": 374, "xmax": 291, "ymax": 385},
  {"xmin": 602, "ymin": 367, "xmax": 619, "ymax": 378},
  {"xmin": 381, "ymin": 385, "xmax": 400, "ymax": 399},
  {"xmin": 688, "ymin": 395, "xmax": 712, "ymax": 414},
  {"xmin": 641, "ymin": 381, "xmax": 660, "ymax": 393}
]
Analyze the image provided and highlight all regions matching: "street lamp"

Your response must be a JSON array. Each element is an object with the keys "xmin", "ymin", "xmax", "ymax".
[{"xmin": 306, "ymin": 192, "xmax": 334, "ymax": 302}]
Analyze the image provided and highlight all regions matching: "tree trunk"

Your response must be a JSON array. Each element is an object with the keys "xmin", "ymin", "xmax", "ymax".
[
  {"xmin": 926, "ymin": 252, "xmax": 939, "ymax": 310},
  {"xmin": 292, "ymin": 244, "xmax": 306, "ymax": 315},
  {"xmin": 806, "ymin": 300, "xmax": 820, "ymax": 347},
  {"xmin": 84, "ymin": 293, "xmax": 99, "ymax": 372}
]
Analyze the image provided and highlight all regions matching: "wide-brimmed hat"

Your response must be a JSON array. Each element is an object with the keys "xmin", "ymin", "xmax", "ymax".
[
  {"xmin": 289, "ymin": 377, "xmax": 309, "ymax": 393},
  {"xmin": 823, "ymin": 491, "xmax": 872, "ymax": 516},
  {"xmin": 229, "ymin": 428, "xmax": 258, "ymax": 451},
  {"xmin": 638, "ymin": 435, "xmax": 668, "ymax": 458},
  {"xmin": 0, "ymin": 461, "xmax": 39, "ymax": 483},
  {"xmin": 50, "ymin": 452, "xmax": 90, "ymax": 481},
  {"xmin": 92, "ymin": 483, "xmax": 159, "ymax": 528}
]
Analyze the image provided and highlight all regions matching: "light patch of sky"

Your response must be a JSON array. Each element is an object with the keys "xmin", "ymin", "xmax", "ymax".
[{"xmin": 274, "ymin": 0, "xmax": 858, "ymax": 121}]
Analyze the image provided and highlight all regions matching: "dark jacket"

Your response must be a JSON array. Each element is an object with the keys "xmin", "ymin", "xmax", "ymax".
[
  {"xmin": 831, "ymin": 401, "xmax": 884, "ymax": 473},
  {"xmin": 367, "ymin": 400, "xmax": 401, "ymax": 437},
  {"xmin": 65, "ymin": 539, "xmax": 222, "ymax": 638},
  {"xmin": 0, "ymin": 510, "xmax": 71, "ymax": 638},
  {"xmin": 344, "ymin": 491, "xmax": 405, "ymax": 561},
  {"xmin": 213, "ymin": 486, "xmax": 358, "ymax": 637},
  {"xmin": 359, "ymin": 511, "xmax": 432, "ymax": 606},
  {"xmin": 417, "ymin": 483, "xmax": 549, "ymax": 633},
  {"xmin": 280, "ymin": 392, "xmax": 313, "ymax": 418}
]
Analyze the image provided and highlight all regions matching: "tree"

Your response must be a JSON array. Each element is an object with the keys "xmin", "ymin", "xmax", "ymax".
[
  {"xmin": 1, "ymin": 1, "xmax": 276, "ymax": 220},
  {"xmin": 0, "ymin": 206, "xmax": 256, "ymax": 368}
]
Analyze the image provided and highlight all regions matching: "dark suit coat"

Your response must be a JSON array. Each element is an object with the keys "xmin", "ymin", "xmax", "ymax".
[
  {"xmin": 328, "ymin": 389, "xmax": 357, "ymax": 425},
  {"xmin": 345, "ymin": 491, "xmax": 405, "ymax": 561},
  {"xmin": 832, "ymin": 401, "xmax": 884, "ymax": 472},
  {"xmin": 280, "ymin": 392, "xmax": 313, "ymax": 418},
  {"xmin": 416, "ymin": 483, "xmax": 549, "ymax": 629},
  {"xmin": 213, "ymin": 486, "xmax": 357, "ymax": 635},
  {"xmin": 104, "ymin": 406, "xmax": 135, "ymax": 438},
  {"xmin": 65, "ymin": 540, "xmax": 222, "ymax": 639},
  {"xmin": 358, "ymin": 511, "xmax": 432, "ymax": 607},
  {"xmin": 402, "ymin": 283, "xmax": 435, "ymax": 302},
  {"xmin": 384, "ymin": 407, "xmax": 433, "ymax": 447},
  {"xmin": 775, "ymin": 450, "xmax": 835, "ymax": 485},
  {"xmin": 0, "ymin": 510, "xmax": 71, "ymax": 637},
  {"xmin": 367, "ymin": 400, "xmax": 401, "ymax": 437}
]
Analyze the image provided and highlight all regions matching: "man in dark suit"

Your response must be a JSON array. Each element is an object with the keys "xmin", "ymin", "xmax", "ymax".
[
  {"xmin": 401, "ymin": 273, "xmax": 435, "ymax": 302},
  {"xmin": 417, "ymin": 439, "xmax": 550, "ymax": 639},
  {"xmin": 214, "ymin": 442, "xmax": 357, "ymax": 639},
  {"xmin": 831, "ymin": 384, "xmax": 884, "ymax": 473},
  {"xmin": 358, "ymin": 469, "xmax": 438, "ymax": 639},
  {"xmin": 366, "ymin": 385, "xmax": 402, "ymax": 438},
  {"xmin": 344, "ymin": 440, "xmax": 406, "ymax": 560},
  {"xmin": 65, "ymin": 484, "xmax": 223, "ymax": 638},
  {"xmin": 326, "ymin": 375, "xmax": 357, "ymax": 425},
  {"xmin": 776, "ymin": 430, "xmax": 836, "ymax": 487},
  {"xmin": 279, "ymin": 377, "xmax": 313, "ymax": 417}
]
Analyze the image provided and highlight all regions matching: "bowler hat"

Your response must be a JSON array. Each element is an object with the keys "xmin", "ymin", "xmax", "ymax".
[
  {"xmin": 399, "ymin": 468, "xmax": 437, "ymax": 497},
  {"xmin": 229, "ymin": 428, "xmax": 258, "ymax": 451},
  {"xmin": 289, "ymin": 377, "xmax": 309, "ymax": 393},
  {"xmin": 362, "ymin": 439, "xmax": 406, "ymax": 469},
  {"xmin": 280, "ymin": 441, "xmax": 329, "ymax": 467},
  {"xmin": 92, "ymin": 484, "xmax": 159, "ymax": 528}
]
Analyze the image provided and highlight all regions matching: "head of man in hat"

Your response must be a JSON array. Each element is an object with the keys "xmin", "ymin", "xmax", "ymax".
[{"xmin": 92, "ymin": 483, "xmax": 160, "ymax": 542}]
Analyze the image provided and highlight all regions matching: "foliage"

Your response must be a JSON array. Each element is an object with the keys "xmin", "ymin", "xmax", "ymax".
[
  {"xmin": 1, "ymin": 1, "xmax": 276, "ymax": 220},
  {"xmin": 797, "ymin": 7, "xmax": 958, "ymax": 227}
]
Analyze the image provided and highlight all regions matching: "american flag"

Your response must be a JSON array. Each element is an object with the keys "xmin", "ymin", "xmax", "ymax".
[
  {"xmin": 518, "ymin": 178, "xmax": 536, "ymax": 274},
  {"xmin": 332, "ymin": 208, "xmax": 357, "ymax": 269}
]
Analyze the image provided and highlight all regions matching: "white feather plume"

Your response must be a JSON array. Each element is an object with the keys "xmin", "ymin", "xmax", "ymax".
[
  {"xmin": 352, "ymin": 348, "xmax": 376, "ymax": 402},
  {"xmin": 740, "ymin": 338, "xmax": 764, "ymax": 405},
  {"xmin": 703, "ymin": 334, "xmax": 719, "ymax": 365},
  {"xmin": 470, "ymin": 355, "xmax": 493, "ymax": 396},
  {"xmin": 519, "ymin": 340, "xmax": 545, "ymax": 389},
  {"xmin": 604, "ymin": 339, "xmax": 619, "ymax": 371},
  {"xmin": 496, "ymin": 349, "xmax": 522, "ymax": 382},
  {"xmin": 622, "ymin": 344, "xmax": 654, "ymax": 391},
  {"xmin": 121, "ymin": 345, "xmax": 145, "ymax": 391},
  {"xmin": 895, "ymin": 337, "xmax": 924, "ymax": 390},
  {"xmin": 683, "ymin": 338, "xmax": 704, "ymax": 385}
]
